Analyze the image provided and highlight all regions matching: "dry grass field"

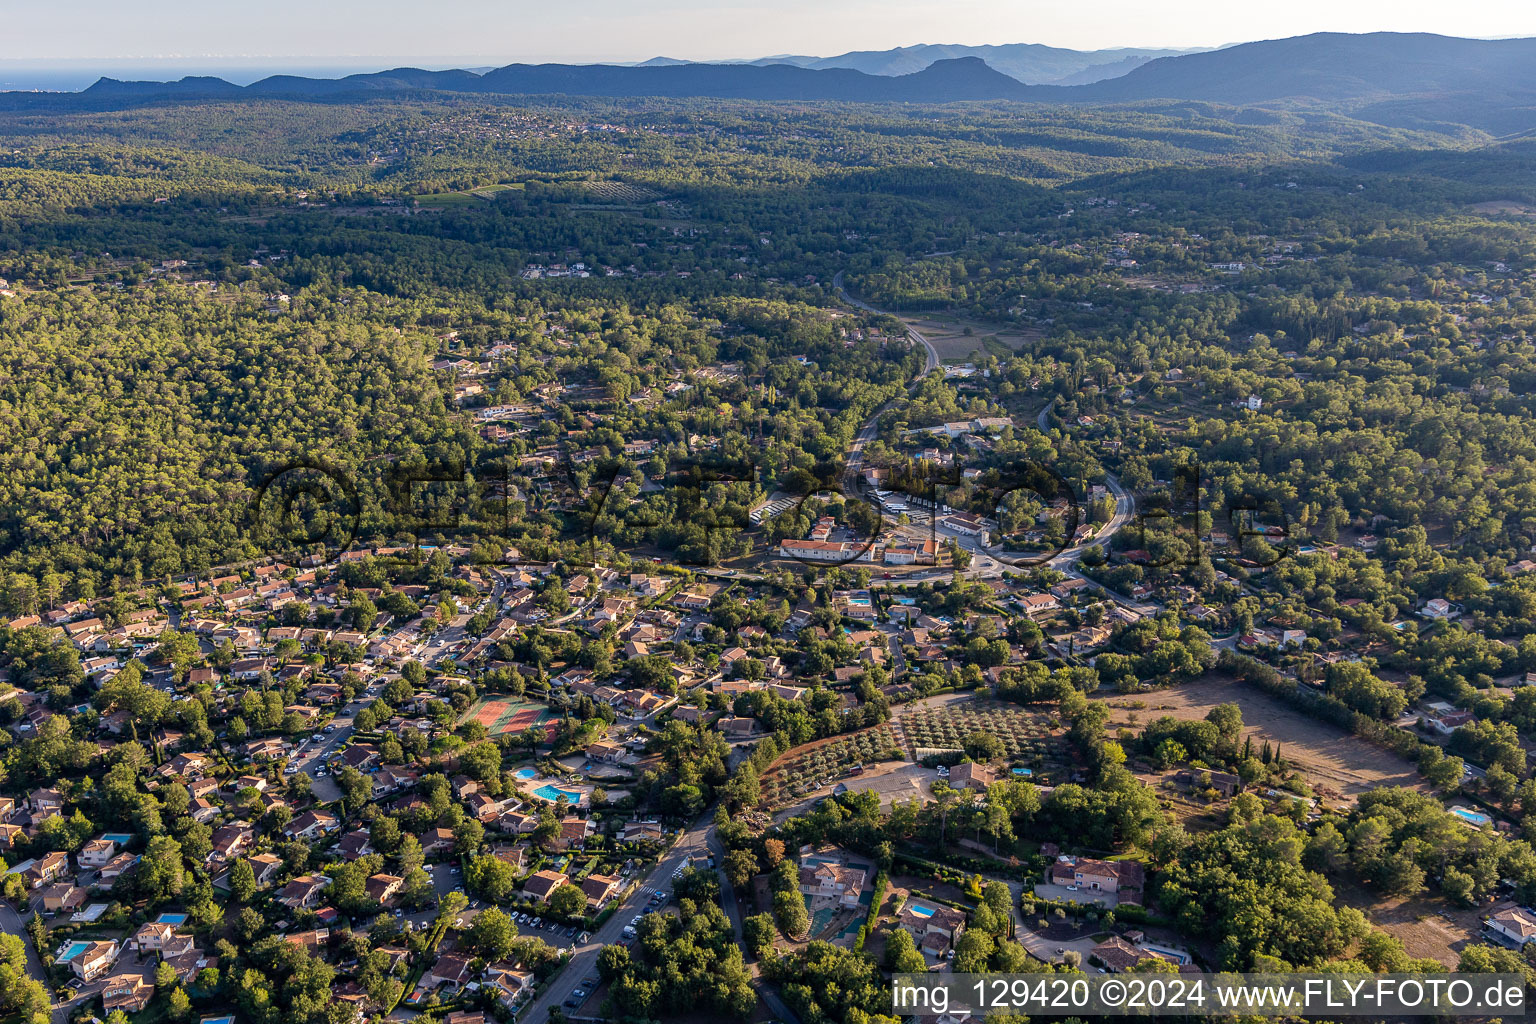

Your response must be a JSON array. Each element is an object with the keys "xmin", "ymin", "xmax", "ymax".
[
  {"xmin": 1098, "ymin": 674, "xmax": 1426, "ymax": 801},
  {"xmin": 905, "ymin": 315, "xmax": 1045, "ymax": 361},
  {"xmin": 1331, "ymin": 878, "xmax": 1484, "ymax": 966}
]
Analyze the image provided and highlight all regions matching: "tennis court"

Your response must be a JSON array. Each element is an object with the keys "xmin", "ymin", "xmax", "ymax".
[{"xmin": 467, "ymin": 698, "xmax": 551, "ymax": 737}]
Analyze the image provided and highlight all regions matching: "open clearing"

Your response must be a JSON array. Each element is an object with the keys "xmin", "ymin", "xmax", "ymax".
[
  {"xmin": 1332, "ymin": 879, "xmax": 1482, "ymax": 966},
  {"xmin": 1470, "ymin": 199, "xmax": 1536, "ymax": 216},
  {"xmin": 416, "ymin": 182, "xmax": 525, "ymax": 207},
  {"xmin": 1097, "ymin": 674, "xmax": 1425, "ymax": 802},
  {"xmin": 904, "ymin": 314, "xmax": 1045, "ymax": 361}
]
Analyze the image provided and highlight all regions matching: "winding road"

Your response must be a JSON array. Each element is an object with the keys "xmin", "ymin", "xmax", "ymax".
[
  {"xmin": 833, "ymin": 277, "xmax": 1141, "ymax": 588},
  {"xmin": 833, "ymin": 271, "xmax": 939, "ymax": 375}
]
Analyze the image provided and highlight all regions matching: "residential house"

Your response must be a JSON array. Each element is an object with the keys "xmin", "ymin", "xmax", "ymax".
[
  {"xmin": 559, "ymin": 817, "xmax": 594, "ymax": 850},
  {"xmin": 101, "ymin": 973, "xmax": 155, "ymax": 1013},
  {"xmin": 133, "ymin": 921, "xmax": 178, "ymax": 954},
  {"xmin": 1487, "ymin": 907, "xmax": 1536, "ymax": 947},
  {"xmin": 897, "ymin": 901, "xmax": 967, "ymax": 958},
  {"xmin": 284, "ymin": 810, "xmax": 340, "ymax": 841},
  {"xmin": 579, "ymin": 873, "xmax": 622, "ymax": 909},
  {"xmin": 1018, "ymin": 593, "xmax": 1060, "ymax": 617},
  {"xmin": 366, "ymin": 874, "xmax": 405, "ymax": 904},
  {"xmin": 95, "ymin": 853, "xmax": 139, "ymax": 884},
  {"xmin": 1049, "ymin": 857, "xmax": 1144, "ymax": 903},
  {"xmin": 278, "ymin": 875, "xmax": 329, "ymax": 910},
  {"xmin": 1091, "ymin": 936, "xmax": 1160, "ymax": 973},
  {"xmin": 798, "ymin": 862, "xmax": 867, "ymax": 910},
  {"xmin": 33, "ymin": 883, "xmax": 87, "ymax": 914},
  {"xmin": 18, "ymin": 851, "xmax": 68, "ymax": 889},
  {"xmin": 209, "ymin": 823, "xmax": 255, "ymax": 864},
  {"xmin": 425, "ymin": 952, "xmax": 476, "ymax": 993},
  {"xmin": 947, "ymin": 762, "xmax": 997, "ymax": 792},
  {"xmin": 68, "ymin": 940, "xmax": 120, "ymax": 981},
  {"xmin": 79, "ymin": 837, "xmax": 118, "ymax": 868},
  {"xmin": 248, "ymin": 853, "xmax": 285, "ymax": 888},
  {"xmin": 523, "ymin": 870, "xmax": 569, "ymax": 901}
]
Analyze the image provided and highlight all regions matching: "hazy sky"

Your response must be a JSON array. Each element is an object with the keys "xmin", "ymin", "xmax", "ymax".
[{"xmin": 4, "ymin": 0, "xmax": 1534, "ymax": 62}]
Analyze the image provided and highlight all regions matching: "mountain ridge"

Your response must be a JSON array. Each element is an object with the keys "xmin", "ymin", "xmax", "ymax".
[{"xmin": 15, "ymin": 33, "xmax": 1536, "ymax": 134}]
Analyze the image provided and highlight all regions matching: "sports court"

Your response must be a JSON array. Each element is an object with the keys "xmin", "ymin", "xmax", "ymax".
[{"xmin": 467, "ymin": 698, "xmax": 552, "ymax": 737}]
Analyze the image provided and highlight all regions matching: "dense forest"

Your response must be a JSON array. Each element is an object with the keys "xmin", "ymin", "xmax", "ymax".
[{"xmin": 0, "ymin": 94, "xmax": 1531, "ymax": 606}]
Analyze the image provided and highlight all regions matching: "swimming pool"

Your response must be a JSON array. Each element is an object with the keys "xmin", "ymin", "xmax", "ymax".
[
  {"xmin": 514, "ymin": 767, "xmax": 539, "ymax": 780},
  {"xmin": 58, "ymin": 940, "xmax": 90, "ymax": 961},
  {"xmin": 1450, "ymin": 806, "xmax": 1491, "ymax": 827},
  {"xmin": 534, "ymin": 784, "xmax": 581, "ymax": 802},
  {"xmin": 157, "ymin": 912, "xmax": 188, "ymax": 925},
  {"xmin": 1142, "ymin": 944, "xmax": 1189, "ymax": 965},
  {"xmin": 908, "ymin": 903, "xmax": 935, "ymax": 918},
  {"xmin": 1011, "ymin": 767, "xmax": 1033, "ymax": 777}
]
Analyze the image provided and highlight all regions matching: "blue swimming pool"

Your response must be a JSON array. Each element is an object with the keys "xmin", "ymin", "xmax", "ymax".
[
  {"xmin": 534, "ymin": 784, "xmax": 580, "ymax": 802},
  {"xmin": 1450, "ymin": 806, "xmax": 1491, "ymax": 827},
  {"xmin": 909, "ymin": 903, "xmax": 935, "ymax": 918},
  {"xmin": 514, "ymin": 767, "xmax": 539, "ymax": 780},
  {"xmin": 157, "ymin": 912, "xmax": 188, "ymax": 924},
  {"xmin": 59, "ymin": 940, "xmax": 89, "ymax": 961}
]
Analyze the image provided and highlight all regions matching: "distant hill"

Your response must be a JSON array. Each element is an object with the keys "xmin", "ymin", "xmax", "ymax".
[
  {"xmin": 18, "ymin": 33, "xmax": 1536, "ymax": 135},
  {"xmin": 75, "ymin": 56, "xmax": 1035, "ymax": 106},
  {"xmin": 1073, "ymin": 32, "xmax": 1536, "ymax": 104},
  {"xmin": 474, "ymin": 56, "xmax": 1031, "ymax": 102},
  {"xmin": 750, "ymin": 42, "xmax": 1199, "ymax": 85}
]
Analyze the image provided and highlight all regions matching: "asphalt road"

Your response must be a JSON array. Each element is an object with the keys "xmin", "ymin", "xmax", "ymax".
[
  {"xmin": 833, "ymin": 270, "xmax": 940, "ymax": 375},
  {"xmin": 0, "ymin": 902, "xmax": 65, "ymax": 1024},
  {"xmin": 515, "ymin": 809, "xmax": 716, "ymax": 1024},
  {"xmin": 292, "ymin": 690, "xmax": 372, "ymax": 802}
]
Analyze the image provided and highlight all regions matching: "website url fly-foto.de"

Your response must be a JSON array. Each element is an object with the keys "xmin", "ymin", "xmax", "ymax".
[{"xmin": 890, "ymin": 973, "xmax": 1528, "ymax": 1017}]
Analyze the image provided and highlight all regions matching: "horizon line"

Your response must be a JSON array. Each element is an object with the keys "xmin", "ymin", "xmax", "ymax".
[{"xmin": 4, "ymin": 29, "xmax": 1534, "ymax": 68}]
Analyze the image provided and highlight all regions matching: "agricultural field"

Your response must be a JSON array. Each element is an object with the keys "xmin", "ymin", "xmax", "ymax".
[
  {"xmin": 760, "ymin": 724, "xmax": 904, "ymax": 807},
  {"xmin": 414, "ymin": 190, "xmax": 480, "ymax": 207},
  {"xmin": 582, "ymin": 180, "xmax": 663, "ymax": 202},
  {"xmin": 415, "ymin": 182, "xmax": 524, "ymax": 206},
  {"xmin": 895, "ymin": 694, "xmax": 1067, "ymax": 769}
]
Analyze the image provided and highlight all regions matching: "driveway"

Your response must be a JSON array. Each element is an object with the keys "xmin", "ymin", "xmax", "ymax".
[
  {"xmin": 1017, "ymin": 923, "xmax": 1101, "ymax": 966},
  {"xmin": 1033, "ymin": 882, "xmax": 1118, "ymax": 908}
]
